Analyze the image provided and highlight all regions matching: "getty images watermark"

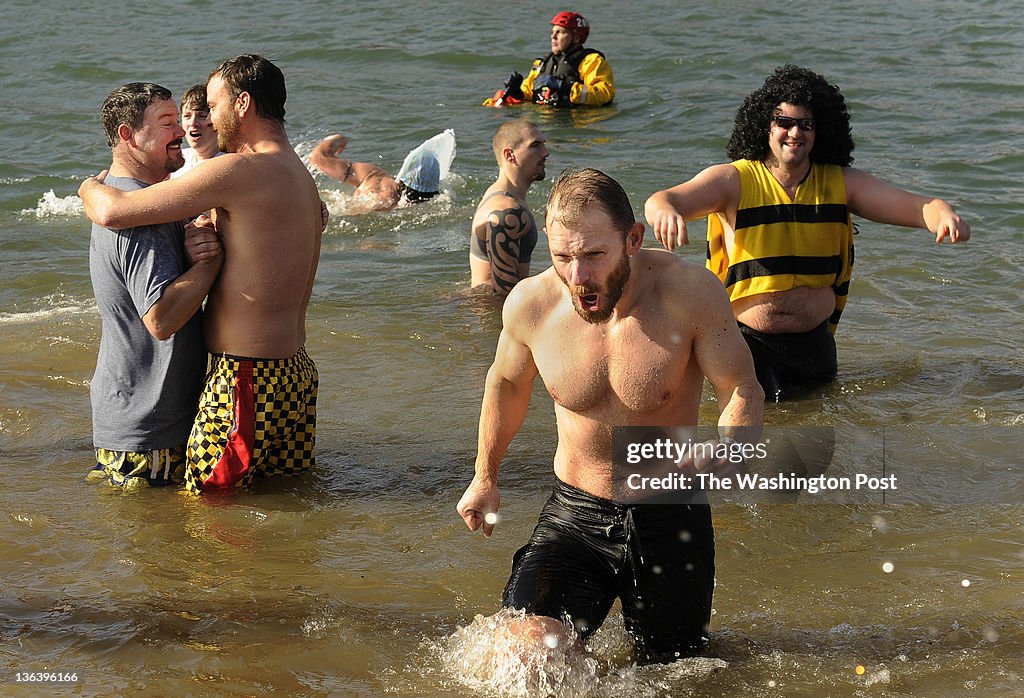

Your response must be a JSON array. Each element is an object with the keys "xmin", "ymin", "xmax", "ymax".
[{"xmin": 611, "ymin": 426, "xmax": 1023, "ymax": 505}]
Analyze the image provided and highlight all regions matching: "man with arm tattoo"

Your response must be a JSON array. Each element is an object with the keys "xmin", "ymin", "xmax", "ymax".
[{"xmin": 470, "ymin": 120, "xmax": 549, "ymax": 297}]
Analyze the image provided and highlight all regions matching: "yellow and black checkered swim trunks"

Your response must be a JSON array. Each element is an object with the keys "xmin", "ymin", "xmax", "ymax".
[{"xmin": 186, "ymin": 347, "xmax": 317, "ymax": 493}]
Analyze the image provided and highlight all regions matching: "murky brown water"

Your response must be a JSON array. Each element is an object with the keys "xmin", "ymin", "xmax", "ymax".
[{"xmin": 3, "ymin": 0, "xmax": 1023, "ymax": 695}]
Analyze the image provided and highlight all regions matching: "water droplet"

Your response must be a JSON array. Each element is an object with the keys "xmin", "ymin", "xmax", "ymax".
[
  {"xmin": 855, "ymin": 665, "xmax": 866, "ymax": 675},
  {"xmin": 542, "ymin": 632, "xmax": 559, "ymax": 649},
  {"xmin": 961, "ymin": 578, "xmax": 971, "ymax": 588},
  {"xmin": 484, "ymin": 512, "xmax": 498, "ymax": 525},
  {"xmin": 882, "ymin": 562, "xmax": 894, "ymax": 573}
]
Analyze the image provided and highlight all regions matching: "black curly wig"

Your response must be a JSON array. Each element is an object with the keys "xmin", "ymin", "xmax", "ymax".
[{"xmin": 725, "ymin": 65, "xmax": 855, "ymax": 166}]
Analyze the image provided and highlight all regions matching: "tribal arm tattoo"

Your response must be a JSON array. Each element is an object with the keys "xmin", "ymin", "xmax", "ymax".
[{"xmin": 485, "ymin": 205, "xmax": 534, "ymax": 295}]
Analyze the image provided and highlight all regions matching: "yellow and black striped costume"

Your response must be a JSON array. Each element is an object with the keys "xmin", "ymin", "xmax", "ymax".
[{"xmin": 706, "ymin": 159, "xmax": 854, "ymax": 333}]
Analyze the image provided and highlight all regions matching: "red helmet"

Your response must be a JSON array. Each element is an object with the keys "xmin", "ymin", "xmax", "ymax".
[{"xmin": 551, "ymin": 11, "xmax": 589, "ymax": 43}]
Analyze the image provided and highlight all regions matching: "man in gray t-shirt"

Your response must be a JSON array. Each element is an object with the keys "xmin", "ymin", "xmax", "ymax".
[{"xmin": 86, "ymin": 83, "xmax": 222, "ymax": 488}]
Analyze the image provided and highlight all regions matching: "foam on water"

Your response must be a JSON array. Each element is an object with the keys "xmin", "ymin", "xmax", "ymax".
[
  {"xmin": 0, "ymin": 292, "xmax": 94, "ymax": 325},
  {"xmin": 319, "ymin": 187, "xmax": 463, "ymax": 256},
  {"xmin": 21, "ymin": 189, "xmax": 84, "ymax": 219}
]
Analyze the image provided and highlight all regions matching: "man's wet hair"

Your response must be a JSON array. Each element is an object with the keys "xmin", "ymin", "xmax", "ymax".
[
  {"xmin": 547, "ymin": 167, "xmax": 635, "ymax": 235},
  {"xmin": 100, "ymin": 82, "xmax": 173, "ymax": 149},
  {"xmin": 180, "ymin": 84, "xmax": 209, "ymax": 113},
  {"xmin": 397, "ymin": 181, "xmax": 439, "ymax": 204},
  {"xmin": 211, "ymin": 54, "xmax": 287, "ymax": 124},
  {"xmin": 726, "ymin": 64, "xmax": 855, "ymax": 166}
]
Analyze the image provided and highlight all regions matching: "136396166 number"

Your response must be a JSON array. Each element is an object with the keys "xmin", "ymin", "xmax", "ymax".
[{"xmin": 12, "ymin": 672, "xmax": 80, "ymax": 683}]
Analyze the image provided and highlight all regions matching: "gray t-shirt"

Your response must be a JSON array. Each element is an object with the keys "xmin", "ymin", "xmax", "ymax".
[{"xmin": 89, "ymin": 176, "xmax": 207, "ymax": 451}]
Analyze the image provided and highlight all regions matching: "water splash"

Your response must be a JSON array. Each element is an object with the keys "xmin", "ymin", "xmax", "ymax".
[
  {"xmin": 0, "ymin": 292, "xmax": 94, "ymax": 325},
  {"xmin": 427, "ymin": 608, "xmax": 728, "ymax": 698},
  {"xmin": 861, "ymin": 665, "xmax": 892, "ymax": 686},
  {"xmin": 20, "ymin": 189, "xmax": 84, "ymax": 218},
  {"xmin": 439, "ymin": 609, "xmax": 599, "ymax": 697}
]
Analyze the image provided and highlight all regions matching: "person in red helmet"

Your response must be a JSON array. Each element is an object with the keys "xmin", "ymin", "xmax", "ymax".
[{"xmin": 489, "ymin": 12, "xmax": 614, "ymax": 108}]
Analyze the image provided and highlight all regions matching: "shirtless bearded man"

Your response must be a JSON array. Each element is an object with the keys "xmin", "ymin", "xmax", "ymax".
[
  {"xmin": 457, "ymin": 168, "xmax": 763, "ymax": 662},
  {"xmin": 80, "ymin": 54, "xmax": 323, "ymax": 493}
]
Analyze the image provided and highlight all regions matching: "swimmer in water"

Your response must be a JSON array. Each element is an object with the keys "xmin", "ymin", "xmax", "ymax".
[{"xmin": 309, "ymin": 132, "xmax": 451, "ymax": 213}]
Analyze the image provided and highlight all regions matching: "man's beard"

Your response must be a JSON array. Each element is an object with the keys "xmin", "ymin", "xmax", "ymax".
[
  {"xmin": 564, "ymin": 247, "xmax": 631, "ymax": 324},
  {"xmin": 164, "ymin": 139, "xmax": 185, "ymax": 173},
  {"xmin": 215, "ymin": 111, "xmax": 239, "ymax": 153}
]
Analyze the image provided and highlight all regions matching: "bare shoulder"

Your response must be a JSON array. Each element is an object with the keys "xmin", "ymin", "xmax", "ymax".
[
  {"xmin": 842, "ymin": 166, "xmax": 869, "ymax": 184},
  {"xmin": 636, "ymin": 247, "xmax": 702, "ymax": 279},
  {"xmin": 179, "ymin": 151, "xmax": 279, "ymax": 193},
  {"xmin": 170, "ymin": 151, "xmax": 241, "ymax": 183},
  {"xmin": 696, "ymin": 162, "xmax": 741, "ymax": 193},
  {"xmin": 360, "ymin": 164, "xmax": 393, "ymax": 182},
  {"xmin": 474, "ymin": 190, "xmax": 523, "ymax": 221},
  {"xmin": 477, "ymin": 187, "xmax": 518, "ymax": 207},
  {"xmin": 841, "ymin": 166, "xmax": 875, "ymax": 197},
  {"xmin": 656, "ymin": 163, "xmax": 740, "ymax": 215},
  {"xmin": 702, "ymin": 162, "xmax": 741, "ymax": 179},
  {"xmin": 673, "ymin": 162, "xmax": 740, "ymax": 189},
  {"xmin": 501, "ymin": 269, "xmax": 560, "ymax": 341}
]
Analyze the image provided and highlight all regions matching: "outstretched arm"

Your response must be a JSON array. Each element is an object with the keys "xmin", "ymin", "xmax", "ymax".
[
  {"xmin": 844, "ymin": 167, "xmax": 971, "ymax": 243},
  {"xmin": 80, "ymin": 155, "xmax": 237, "ymax": 229},
  {"xmin": 644, "ymin": 164, "xmax": 740, "ymax": 251},
  {"xmin": 456, "ymin": 291, "xmax": 539, "ymax": 536},
  {"xmin": 308, "ymin": 134, "xmax": 391, "ymax": 188}
]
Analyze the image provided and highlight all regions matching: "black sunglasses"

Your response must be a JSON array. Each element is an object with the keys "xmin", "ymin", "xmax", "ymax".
[{"xmin": 772, "ymin": 115, "xmax": 816, "ymax": 131}]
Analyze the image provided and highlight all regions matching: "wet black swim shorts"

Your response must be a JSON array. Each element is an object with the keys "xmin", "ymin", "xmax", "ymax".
[
  {"xmin": 502, "ymin": 478, "xmax": 715, "ymax": 663},
  {"xmin": 739, "ymin": 319, "xmax": 838, "ymax": 402}
]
